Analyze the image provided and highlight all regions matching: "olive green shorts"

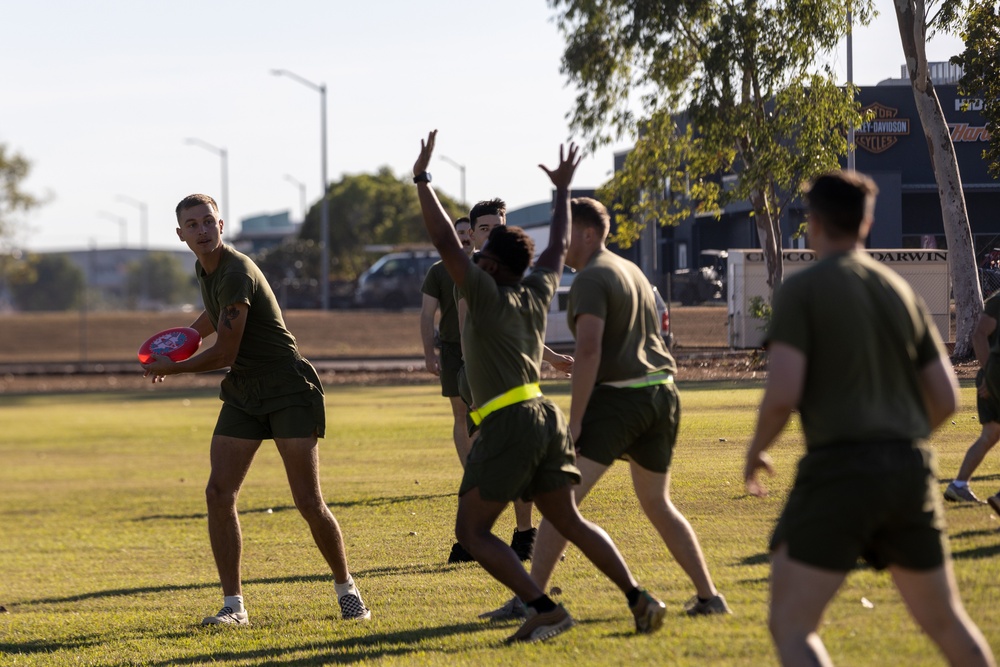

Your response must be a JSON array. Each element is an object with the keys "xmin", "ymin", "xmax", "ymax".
[
  {"xmin": 771, "ymin": 441, "xmax": 947, "ymax": 572},
  {"xmin": 575, "ymin": 383, "xmax": 679, "ymax": 473},
  {"xmin": 438, "ymin": 341, "xmax": 464, "ymax": 398},
  {"xmin": 976, "ymin": 367, "xmax": 1000, "ymax": 424},
  {"xmin": 459, "ymin": 397, "xmax": 580, "ymax": 502},
  {"xmin": 214, "ymin": 357, "xmax": 326, "ymax": 440}
]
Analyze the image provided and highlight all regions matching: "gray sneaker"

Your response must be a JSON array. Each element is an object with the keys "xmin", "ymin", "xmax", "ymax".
[
  {"xmin": 988, "ymin": 492, "xmax": 1000, "ymax": 518},
  {"xmin": 479, "ymin": 596, "xmax": 527, "ymax": 622},
  {"xmin": 505, "ymin": 604, "xmax": 575, "ymax": 643},
  {"xmin": 944, "ymin": 482, "xmax": 984, "ymax": 503},
  {"xmin": 201, "ymin": 606, "xmax": 249, "ymax": 626},
  {"xmin": 630, "ymin": 589, "xmax": 666, "ymax": 634},
  {"xmin": 684, "ymin": 594, "xmax": 732, "ymax": 616}
]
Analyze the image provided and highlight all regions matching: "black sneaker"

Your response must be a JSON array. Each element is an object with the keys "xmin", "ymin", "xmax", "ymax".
[
  {"xmin": 510, "ymin": 527, "xmax": 537, "ymax": 561},
  {"xmin": 447, "ymin": 542, "xmax": 475, "ymax": 563}
]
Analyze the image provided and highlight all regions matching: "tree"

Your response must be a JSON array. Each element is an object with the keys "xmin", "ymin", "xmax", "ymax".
[
  {"xmin": 893, "ymin": 0, "xmax": 981, "ymax": 357},
  {"xmin": 0, "ymin": 144, "xmax": 41, "ymax": 248},
  {"xmin": 953, "ymin": 2, "xmax": 1000, "ymax": 178},
  {"xmin": 301, "ymin": 167, "xmax": 464, "ymax": 280},
  {"xmin": 10, "ymin": 253, "xmax": 84, "ymax": 311},
  {"xmin": 550, "ymin": 0, "xmax": 874, "ymax": 293},
  {"xmin": 125, "ymin": 252, "xmax": 199, "ymax": 307}
]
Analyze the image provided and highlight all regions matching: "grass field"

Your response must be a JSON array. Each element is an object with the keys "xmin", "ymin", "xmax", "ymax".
[{"xmin": 1, "ymin": 381, "xmax": 998, "ymax": 666}]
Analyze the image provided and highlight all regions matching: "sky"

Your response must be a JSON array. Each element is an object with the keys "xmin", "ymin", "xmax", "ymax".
[{"xmin": 1, "ymin": 1, "xmax": 966, "ymax": 252}]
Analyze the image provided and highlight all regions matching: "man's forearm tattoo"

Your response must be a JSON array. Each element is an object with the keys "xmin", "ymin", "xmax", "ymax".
[{"xmin": 221, "ymin": 306, "xmax": 241, "ymax": 330}]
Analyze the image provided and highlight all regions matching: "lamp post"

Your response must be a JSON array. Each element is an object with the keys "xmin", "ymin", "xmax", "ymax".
[
  {"xmin": 272, "ymin": 68, "xmax": 330, "ymax": 311},
  {"xmin": 98, "ymin": 211, "xmax": 127, "ymax": 247},
  {"xmin": 440, "ymin": 154, "xmax": 467, "ymax": 208},
  {"xmin": 847, "ymin": 4, "xmax": 856, "ymax": 171},
  {"xmin": 117, "ymin": 195, "xmax": 148, "ymax": 308},
  {"xmin": 185, "ymin": 137, "xmax": 230, "ymax": 223},
  {"xmin": 284, "ymin": 174, "xmax": 307, "ymax": 221}
]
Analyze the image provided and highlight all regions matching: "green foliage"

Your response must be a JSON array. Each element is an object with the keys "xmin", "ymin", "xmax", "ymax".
[
  {"xmin": 125, "ymin": 252, "xmax": 199, "ymax": 307},
  {"xmin": 9, "ymin": 252, "xmax": 83, "ymax": 311},
  {"xmin": 301, "ymin": 168, "xmax": 464, "ymax": 280},
  {"xmin": 552, "ymin": 0, "xmax": 874, "ymax": 286},
  {"xmin": 0, "ymin": 143, "xmax": 42, "ymax": 249},
  {"xmin": 0, "ymin": 382, "xmax": 997, "ymax": 665},
  {"xmin": 748, "ymin": 295, "xmax": 772, "ymax": 324},
  {"xmin": 954, "ymin": 1, "xmax": 1000, "ymax": 178}
]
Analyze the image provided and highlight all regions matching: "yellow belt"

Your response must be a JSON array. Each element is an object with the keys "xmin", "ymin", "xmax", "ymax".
[
  {"xmin": 601, "ymin": 372, "xmax": 674, "ymax": 389},
  {"xmin": 470, "ymin": 383, "xmax": 542, "ymax": 425}
]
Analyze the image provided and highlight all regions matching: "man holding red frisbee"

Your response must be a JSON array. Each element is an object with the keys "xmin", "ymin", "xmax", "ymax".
[{"xmin": 141, "ymin": 193, "xmax": 369, "ymax": 626}]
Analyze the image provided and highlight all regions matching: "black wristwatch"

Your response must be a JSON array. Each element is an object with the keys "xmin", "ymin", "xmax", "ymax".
[{"xmin": 413, "ymin": 171, "xmax": 432, "ymax": 184}]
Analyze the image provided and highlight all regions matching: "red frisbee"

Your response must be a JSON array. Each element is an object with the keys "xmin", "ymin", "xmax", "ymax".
[{"xmin": 138, "ymin": 327, "xmax": 202, "ymax": 364}]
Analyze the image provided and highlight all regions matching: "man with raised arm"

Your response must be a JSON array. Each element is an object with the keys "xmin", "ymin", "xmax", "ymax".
[{"xmin": 412, "ymin": 131, "xmax": 666, "ymax": 643}]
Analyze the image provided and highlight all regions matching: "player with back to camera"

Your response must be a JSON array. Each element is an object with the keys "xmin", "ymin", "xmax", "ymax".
[
  {"xmin": 743, "ymin": 171, "xmax": 994, "ymax": 667},
  {"xmin": 482, "ymin": 196, "xmax": 730, "ymax": 622},
  {"xmin": 943, "ymin": 290, "xmax": 1000, "ymax": 505},
  {"xmin": 413, "ymin": 130, "xmax": 667, "ymax": 643},
  {"xmin": 141, "ymin": 194, "xmax": 370, "ymax": 626}
]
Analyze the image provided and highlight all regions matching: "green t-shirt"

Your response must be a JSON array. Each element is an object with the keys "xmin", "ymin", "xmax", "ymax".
[
  {"xmin": 197, "ymin": 245, "xmax": 299, "ymax": 373},
  {"xmin": 567, "ymin": 248, "xmax": 676, "ymax": 382},
  {"xmin": 767, "ymin": 250, "xmax": 944, "ymax": 449},
  {"xmin": 459, "ymin": 264, "xmax": 558, "ymax": 406},
  {"xmin": 421, "ymin": 260, "xmax": 460, "ymax": 344},
  {"xmin": 985, "ymin": 292, "xmax": 1000, "ymax": 355}
]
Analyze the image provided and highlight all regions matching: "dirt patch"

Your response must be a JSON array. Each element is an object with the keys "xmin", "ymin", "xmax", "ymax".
[{"xmin": 0, "ymin": 307, "xmax": 974, "ymax": 394}]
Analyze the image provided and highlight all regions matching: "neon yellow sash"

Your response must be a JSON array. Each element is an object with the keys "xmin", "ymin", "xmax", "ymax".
[{"xmin": 469, "ymin": 383, "xmax": 542, "ymax": 425}]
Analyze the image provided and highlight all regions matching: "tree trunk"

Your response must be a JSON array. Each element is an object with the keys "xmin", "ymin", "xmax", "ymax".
[
  {"xmin": 894, "ymin": 0, "xmax": 982, "ymax": 358},
  {"xmin": 751, "ymin": 189, "xmax": 783, "ymax": 294}
]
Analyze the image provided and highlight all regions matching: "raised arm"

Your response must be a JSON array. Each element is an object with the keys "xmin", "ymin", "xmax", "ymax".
[
  {"xmin": 535, "ymin": 143, "xmax": 581, "ymax": 274},
  {"xmin": 413, "ymin": 130, "xmax": 470, "ymax": 287}
]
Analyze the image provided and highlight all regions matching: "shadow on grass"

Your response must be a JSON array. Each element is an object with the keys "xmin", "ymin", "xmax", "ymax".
[
  {"xmin": 738, "ymin": 552, "xmax": 770, "ymax": 566},
  {"xmin": 951, "ymin": 527, "xmax": 1000, "ymax": 539},
  {"xmin": 135, "ymin": 493, "xmax": 455, "ymax": 522},
  {"xmin": 146, "ymin": 621, "xmax": 496, "ymax": 666},
  {"xmin": 939, "ymin": 473, "xmax": 1000, "ymax": 484},
  {"xmin": 0, "ymin": 634, "xmax": 104, "ymax": 656},
  {"xmin": 952, "ymin": 543, "xmax": 1000, "ymax": 560},
  {"xmin": 15, "ymin": 564, "xmax": 449, "ymax": 607}
]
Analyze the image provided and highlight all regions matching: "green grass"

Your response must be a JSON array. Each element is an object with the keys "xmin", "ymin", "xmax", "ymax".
[{"xmin": 1, "ymin": 380, "xmax": 998, "ymax": 665}]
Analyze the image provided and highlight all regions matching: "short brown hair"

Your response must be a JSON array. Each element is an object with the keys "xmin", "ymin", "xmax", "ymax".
[
  {"xmin": 175, "ymin": 194, "xmax": 220, "ymax": 220},
  {"xmin": 570, "ymin": 197, "xmax": 610, "ymax": 240},
  {"xmin": 803, "ymin": 171, "xmax": 878, "ymax": 238}
]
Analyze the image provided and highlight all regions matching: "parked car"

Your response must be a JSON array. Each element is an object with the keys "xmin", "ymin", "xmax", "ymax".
[
  {"xmin": 545, "ymin": 269, "xmax": 673, "ymax": 351},
  {"xmin": 354, "ymin": 250, "xmax": 440, "ymax": 309}
]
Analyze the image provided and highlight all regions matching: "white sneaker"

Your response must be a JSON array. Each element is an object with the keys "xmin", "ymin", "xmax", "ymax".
[
  {"xmin": 201, "ymin": 605, "xmax": 249, "ymax": 626},
  {"xmin": 338, "ymin": 591, "xmax": 371, "ymax": 620}
]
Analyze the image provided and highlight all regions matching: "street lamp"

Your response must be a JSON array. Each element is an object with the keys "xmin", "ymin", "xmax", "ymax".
[
  {"xmin": 284, "ymin": 174, "xmax": 307, "ymax": 221},
  {"xmin": 185, "ymin": 137, "xmax": 230, "ymax": 223},
  {"xmin": 272, "ymin": 68, "xmax": 330, "ymax": 311},
  {"xmin": 440, "ymin": 155, "xmax": 467, "ymax": 208},
  {"xmin": 846, "ymin": 5, "xmax": 856, "ymax": 171},
  {"xmin": 117, "ymin": 195, "xmax": 148, "ymax": 308},
  {"xmin": 98, "ymin": 211, "xmax": 127, "ymax": 247}
]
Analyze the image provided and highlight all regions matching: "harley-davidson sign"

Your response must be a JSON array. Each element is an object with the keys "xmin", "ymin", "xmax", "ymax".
[{"xmin": 856, "ymin": 103, "xmax": 911, "ymax": 154}]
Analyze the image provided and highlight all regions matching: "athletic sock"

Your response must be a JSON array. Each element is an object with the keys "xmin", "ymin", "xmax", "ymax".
[
  {"xmin": 526, "ymin": 595, "xmax": 557, "ymax": 614},
  {"xmin": 953, "ymin": 480, "xmax": 969, "ymax": 488},
  {"xmin": 224, "ymin": 595, "xmax": 244, "ymax": 613},
  {"xmin": 334, "ymin": 577, "xmax": 356, "ymax": 598},
  {"xmin": 625, "ymin": 587, "xmax": 641, "ymax": 608},
  {"xmin": 698, "ymin": 596, "xmax": 711, "ymax": 604}
]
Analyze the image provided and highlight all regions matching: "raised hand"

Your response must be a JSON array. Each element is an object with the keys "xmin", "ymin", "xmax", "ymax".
[
  {"xmin": 413, "ymin": 130, "xmax": 437, "ymax": 178},
  {"xmin": 539, "ymin": 142, "xmax": 582, "ymax": 190}
]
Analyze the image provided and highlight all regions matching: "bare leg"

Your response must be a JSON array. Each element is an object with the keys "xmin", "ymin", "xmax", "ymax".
[
  {"xmin": 529, "ymin": 457, "xmax": 608, "ymax": 591},
  {"xmin": 455, "ymin": 488, "xmax": 544, "ymax": 602},
  {"xmin": 206, "ymin": 436, "xmax": 262, "ymax": 596},
  {"xmin": 769, "ymin": 544, "xmax": 845, "ymax": 667},
  {"xmin": 532, "ymin": 485, "xmax": 637, "ymax": 594},
  {"xmin": 890, "ymin": 562, "xmax": 995, "ymax": 667},
  {"xmin": 629, "ymin": 461, "xmax": 717, "ymax": 599},
  {"xmin": 276, "ymin": 437, "xmax": 350, "ymax": 584},
  {"xmin": 956, "ymin": 422, "xmax": 1000, "ymax": 482},
  {"xmin": 514, "ymin": 499, "xmax": 534, "ymax": 532},
  {"xmin": 448, "ymin": 396, "xmax": 471, "ymax": 467}
]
